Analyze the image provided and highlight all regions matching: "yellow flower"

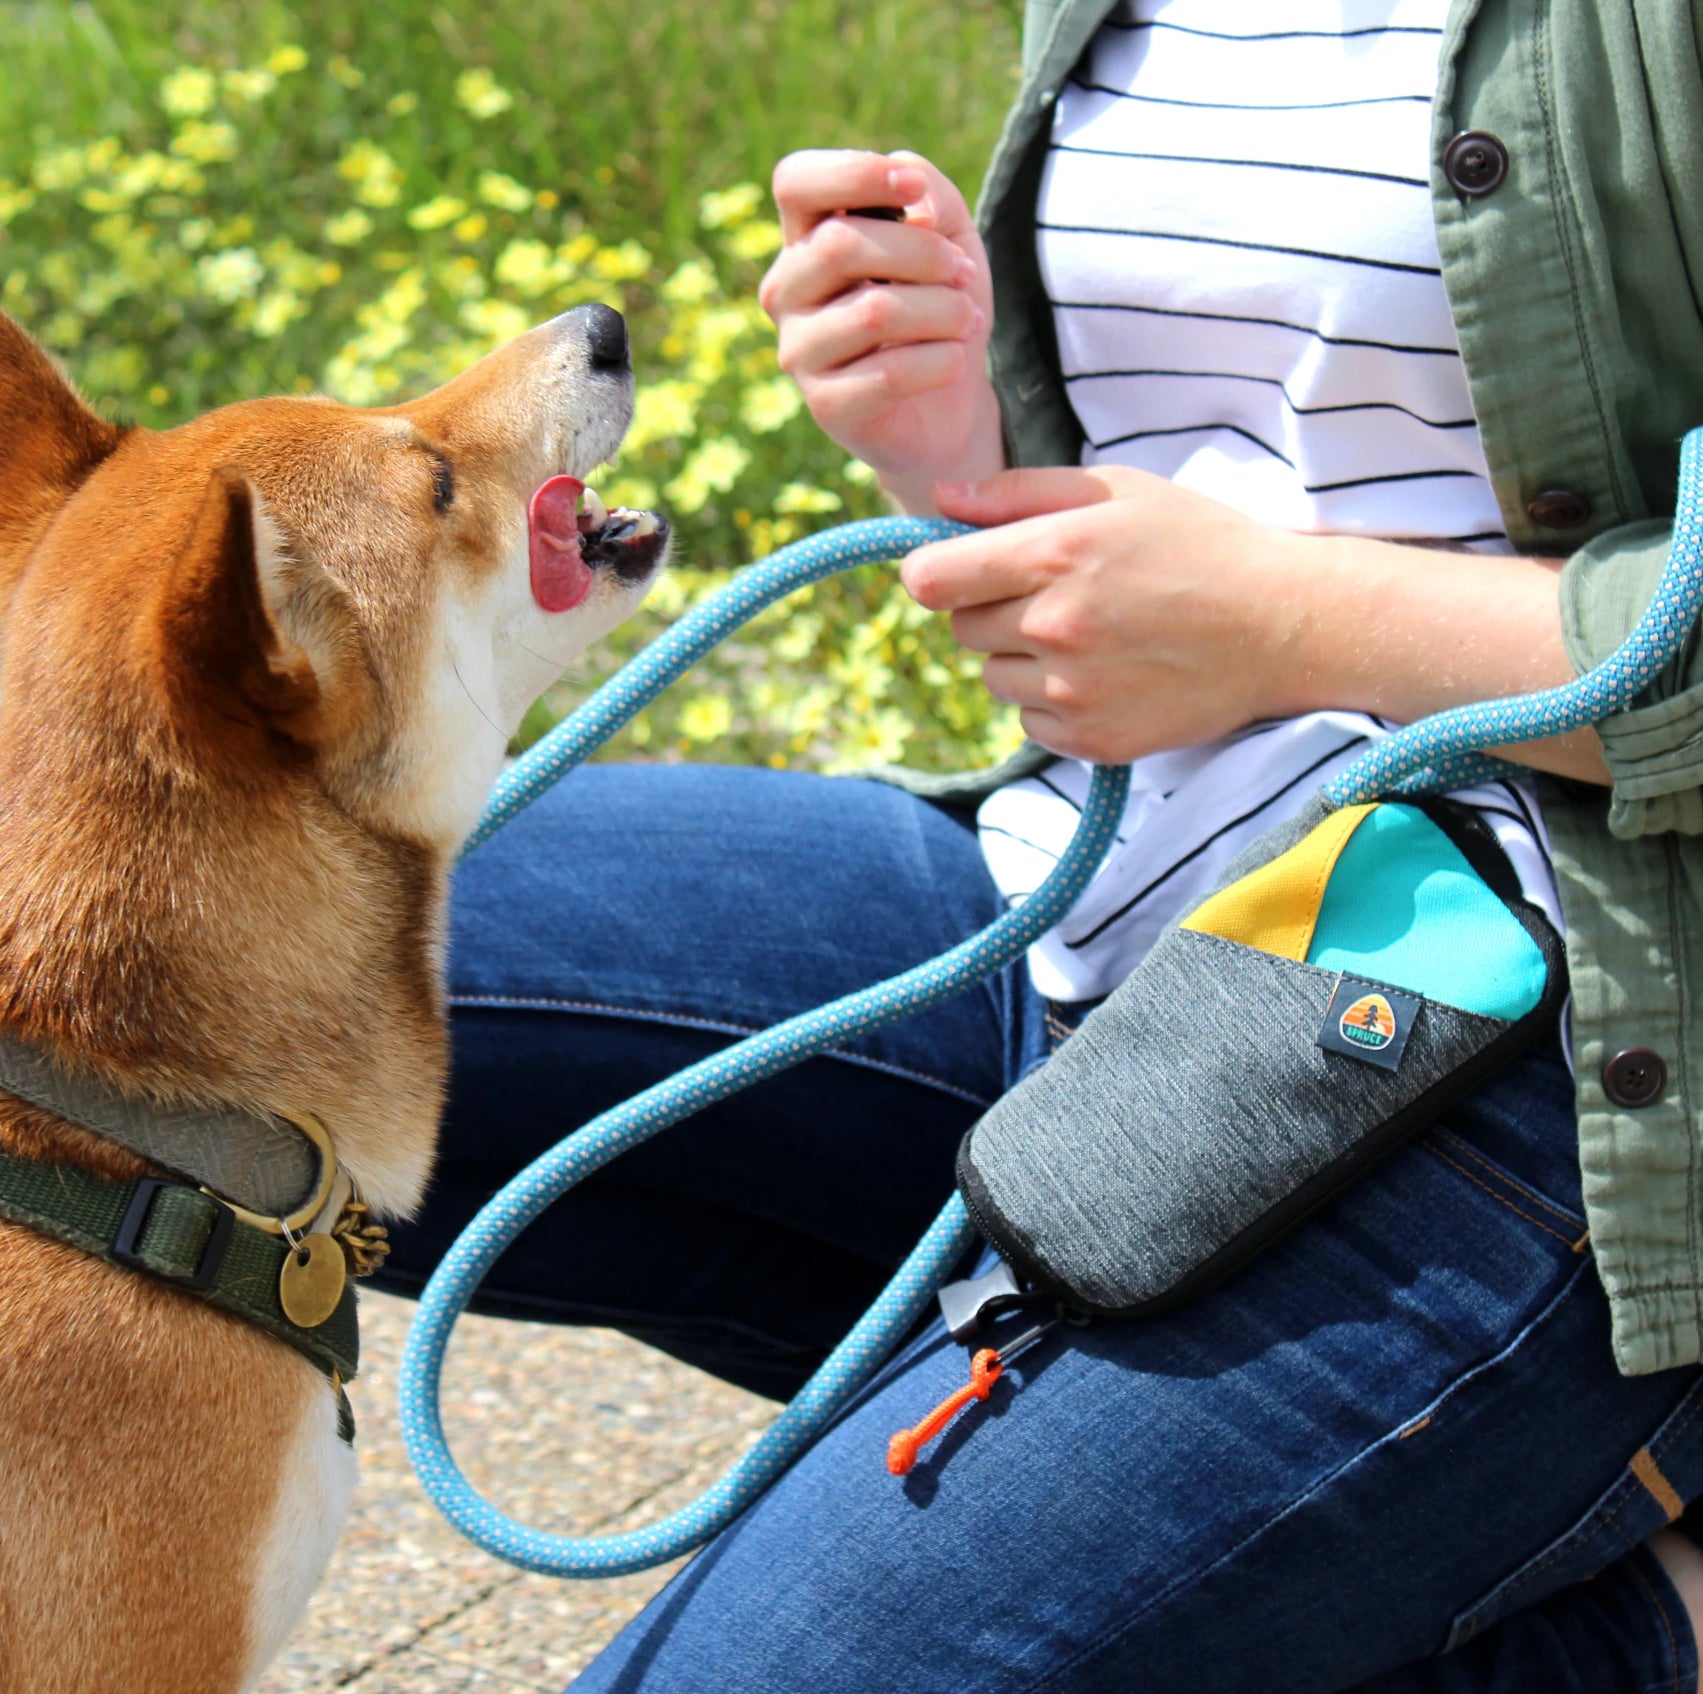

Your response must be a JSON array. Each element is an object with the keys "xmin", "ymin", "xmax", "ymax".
[
  {"xmin": 494, "ymin": 237, "xmax": 569, "ymax": 297},
  {"xmin": 196, "ymin": 247, "xmax": 264, "ymax": 304},
  {"xmin": 407, "ymin": 195, "xmax": 468, "ymax": 230},
  {"xmin": 328, "ymin": 56, "xmax": 365, "ymax": 88},
  {"xmin": 252, "ymin": 287, "xmax": 303, "ymax": 337},
  {"xmin": 774, "ymin": 482, "xmax": 842, "ymax": 515},
  {"xmin": 223, "ymin": 68, "xmax": 277, "ymax": 102},
  {"xmin": 625, "ymin": 380, "xmax": 702, "ymax": 451},
  {"xmin": 147, "ymin": 384, "xmax": 171, "ymax": 406},
  {"xmin": 560, "ymin": 232, "xmax": 598, "ymax": 266},
  {"xmin": 476, "ymin": 170, "xmax": 533, "ymax": 213},
  {"xmin": 724, "ymin": 219, "xmax": 782, "ymax": 262},
  {"xmin": 324, "ymin": 208, "xmax": 373, "ymax": 246},
  {"xmin": 453, "ymin": 212, "xmax": 488, "ymax": 243},
  {"xmin": 458, "ymin": 297, "xmax": 532, "ymax": 344},
  {"xmin": 31, "ymin": 146, "xmax": 87, "ymax": 192},
  {"xmin": 387, "ymin": 91, "xmax": 419, "ymax": 116},
  {"xmin": 170, "ymin": 121, "xmax": 239, "ymax": 164},
  {"xmin": 536, "ymin": 189, "xmax": 559, "ymax": 210},
  {"xmin": 435, "ymin": 254, "xmax": 487, "ymax": 300},
  {"xmin": 740, "ymin": 378, "xmax": 803, "ymax": 435},
  {"xmin": 824, "ymin": 708, "xmax": 913, "ymax": 774},
  {"xmin": 664, "ymin": 437, "xmax": 752, "ymax": 514},
  {"xmin": 679, "ymin": 695, "xmax": 733, "ymax": 742},
  {"xmin": 160, "ymin": 67, "xmax": 217, "ymax": 118},
  {"xmin": 661, "ymin": 258, "xmax": 717, "ymax": 305},
  {"xmin": 266, "ymin": 45, "xmax": 309, "ymax": 75},
  {"xmin": 603, "ymin": 476, "xmax": 659, "ymax": 511},
  {"xmin": 456, "ymin": 68, "xmax": 514, "ymax": 120},
  {"xmin": 337, "ymin": 141, "xmax": 404, "ymax": 208},
  {"xmin": 177, "ymin": 216, "xmax": 213, "ymax": 249},
  {"xmin": 843, "ymin": 458, "xmax": 877, "ymax": 486},
  {"xmin": 0, "ymin": 182, "xmax": 35, "ymax": 225},
  {"xmin": 698, "ymin": 182, "xmax": 763, "ymax": 229},
  {"xmin": 591, "ymin": 239, "xmax": 652, "ymax": 282}
]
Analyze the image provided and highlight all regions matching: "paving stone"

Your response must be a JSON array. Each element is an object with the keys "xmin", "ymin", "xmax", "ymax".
[{"xmin": 256, "ymin": 1290, "xmax": 769, "ymax": 1693}]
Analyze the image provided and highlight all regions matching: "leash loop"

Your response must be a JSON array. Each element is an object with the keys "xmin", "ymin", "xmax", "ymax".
[{"xmin": 402, "ymin": 518, "xmax": 1130, "ymax": 1576}]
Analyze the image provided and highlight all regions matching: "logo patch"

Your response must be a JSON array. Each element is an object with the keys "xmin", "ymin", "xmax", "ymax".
[{"xmin": 1317, "ymin": 976, "xmax": 1420, "ymax": 1071}]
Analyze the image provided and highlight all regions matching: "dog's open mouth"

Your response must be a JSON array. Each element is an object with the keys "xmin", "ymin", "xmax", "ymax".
[{"xmin": 528, "ymin": 475, "xmax": 670, "ymax": 612}]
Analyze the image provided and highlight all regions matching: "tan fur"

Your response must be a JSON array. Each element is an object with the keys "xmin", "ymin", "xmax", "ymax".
[{"xmin": 0, "ymin": 308, "xmax": 659, "ymax": 1691}]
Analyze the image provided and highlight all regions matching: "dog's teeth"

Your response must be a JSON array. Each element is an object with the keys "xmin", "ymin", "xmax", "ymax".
[
  {"xmin": 581, "ymin": 487, "xmax": 608, "ymax": 528},
  {"xmin": 631, "ymin": 512, "xmax": 659, "ymax": 537}
]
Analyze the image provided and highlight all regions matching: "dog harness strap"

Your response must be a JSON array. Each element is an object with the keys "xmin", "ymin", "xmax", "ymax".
[
  {"xmin": 0, "ymin": 1033, "xmax": 321, "ymax": 1219},
  {"xmin": 0, "ymin": 1146, "xmax": 359, "ymax": 1383}
]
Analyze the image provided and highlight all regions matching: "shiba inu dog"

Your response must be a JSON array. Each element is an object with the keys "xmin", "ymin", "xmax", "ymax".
[{"xmin": 0, "ymin": 302, "xmax": 667, "ymax": 1693}]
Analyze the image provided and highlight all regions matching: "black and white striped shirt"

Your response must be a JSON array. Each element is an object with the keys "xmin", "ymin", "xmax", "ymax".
[{"xmin": 979, "ymin": 0, "xmax": 1560, "ymax": 1004}]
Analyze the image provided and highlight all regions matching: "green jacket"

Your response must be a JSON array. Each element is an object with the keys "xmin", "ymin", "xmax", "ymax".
[{"xmin": 971, "ymin": 0, "xmax": 1703, "ymax": 1376}]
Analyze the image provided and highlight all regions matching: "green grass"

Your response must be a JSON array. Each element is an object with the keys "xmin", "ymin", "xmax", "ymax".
[{"xmin": 0, "ymin": 0, "xmax": 1025, "ymax": 773}]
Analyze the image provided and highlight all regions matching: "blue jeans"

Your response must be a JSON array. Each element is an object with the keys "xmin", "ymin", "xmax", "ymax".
[{"xmin": 379, "ymin": 764, "xmax": 1703, "ymax": 1693}]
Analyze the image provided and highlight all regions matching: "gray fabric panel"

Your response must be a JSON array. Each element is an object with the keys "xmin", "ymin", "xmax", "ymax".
[
  {"xmin": 0, "ymin": 1034, "xmax": 318, "ymax": 1216},
  {"xmin": 964, "ymin": 927, "xmax": 1509, "ymax": 1310}
]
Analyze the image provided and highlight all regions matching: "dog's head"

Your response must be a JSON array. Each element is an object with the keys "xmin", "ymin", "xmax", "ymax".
[{"xmin": 0, "ymin": 304, "xmax": 667, "ymax": 853}]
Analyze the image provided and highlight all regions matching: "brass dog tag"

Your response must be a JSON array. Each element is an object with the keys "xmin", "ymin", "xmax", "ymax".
[{"xmin": 279, "ymin": 1233, "xmax": 348, "ymax": 1328}]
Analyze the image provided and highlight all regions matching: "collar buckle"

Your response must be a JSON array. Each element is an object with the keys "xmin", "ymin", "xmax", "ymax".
[{"xmin": 112, "ymin": 1178, "xmax": 235, "ymax": 1292}]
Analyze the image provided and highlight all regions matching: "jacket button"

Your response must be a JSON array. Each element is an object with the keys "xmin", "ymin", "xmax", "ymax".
[
  {"xmin": 1525, "ymin": 487, "xmax": 1594, "ymax": 530},
  {"xmin": 1444, "ymin": 131, "xmax": 1509, "ymax": 197},
  {"xmin": 1603, "ymin": 1048, "xmax": 1668, "ymax": 1109}
]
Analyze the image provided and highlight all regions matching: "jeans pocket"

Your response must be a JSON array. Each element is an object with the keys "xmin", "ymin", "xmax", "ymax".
[{"xmin": 1444, "ymin": 1375, "xmax": 1703, "ymax": 1651}]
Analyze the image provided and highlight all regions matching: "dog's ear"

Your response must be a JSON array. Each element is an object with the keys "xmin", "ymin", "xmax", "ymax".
[
  {"xmin": 152, "ymin": 468, "xmax": 336, "ymax": 742},
  {"xmin": 0, "ymin": 312, "xmax": 125, "ymax": 559}
]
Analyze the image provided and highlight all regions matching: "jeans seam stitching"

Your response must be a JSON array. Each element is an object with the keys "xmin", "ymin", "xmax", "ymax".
[
  {"xmin": 1421, "ymin": 1144, "xmax": 1585, "ymax": 1249},
  {"xmin": 1018, "ymin": 1255, "xmax": 1597, "ymax": 1692},
  {"xmin": 1469, "ymin": 1388, "xmax": 1703, "ymax": 1632},
  {"xmin": 448, "ymin": 990, "xmax": 995, "ymax": 1107},
  {"xmin": 1428, "ymin": 1124, "xmax": 1583, "ymax": 1228},
  {"xmin": 1626, "ymin": 1551, "xmax": 1684, "ymax": 1694}
]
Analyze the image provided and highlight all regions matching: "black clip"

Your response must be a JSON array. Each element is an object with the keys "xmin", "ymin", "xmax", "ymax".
[
  {"xmin": 112, "ymin": 1178, "xmax": 235, "ymax": 1292},
  {"xmin": 937, "ymin": 1257, "xmax": 1038, "ymax": 1342}
]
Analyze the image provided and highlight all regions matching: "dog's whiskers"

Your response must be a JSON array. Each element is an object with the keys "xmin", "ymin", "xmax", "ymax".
[{"xmin": 450, "ymin": 656, "xmax": 506, "ymax": 739}]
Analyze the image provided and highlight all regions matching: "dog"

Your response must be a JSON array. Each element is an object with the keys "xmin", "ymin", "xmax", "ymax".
[{"xmin": 0, "ymin": 301, "xmax": 667, "ymax": 1693}]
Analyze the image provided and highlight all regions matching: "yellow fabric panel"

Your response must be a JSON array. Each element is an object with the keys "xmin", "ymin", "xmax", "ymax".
[{"xmin": 1179, "ymin": 803, "xmax": 1377, "ymax": 961}]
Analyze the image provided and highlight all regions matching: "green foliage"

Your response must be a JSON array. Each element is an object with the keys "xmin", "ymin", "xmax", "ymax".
[{"xmin": 0, "ymin": 1, "xmax": 1025, "ymax": 773}]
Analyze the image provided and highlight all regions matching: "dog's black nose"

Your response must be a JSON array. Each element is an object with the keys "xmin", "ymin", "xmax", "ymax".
[{"xmin": 575, "ymin": 303, "xmax": 630, "ymax": 371}]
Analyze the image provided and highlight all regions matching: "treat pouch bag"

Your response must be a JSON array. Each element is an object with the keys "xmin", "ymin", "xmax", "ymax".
[{"xmin": 956, "ymin": 792, "xmax": 1567, "ymax": 1319}]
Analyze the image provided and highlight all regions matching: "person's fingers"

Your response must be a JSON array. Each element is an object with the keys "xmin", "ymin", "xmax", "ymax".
[
  {"xmin": 948, "ymin": 598, "xmax": 1033, "ymax": 657},
  {"xmin": 932, "ymin": 466, "xmax": 1125, "ymax": 526},
  {"xmin": 902, "ymin": 515, "xmax": 1069, "ymax": 612},
  {"xmin": 887, "ymin": 149, "xmax": 975, "ymax": 241},
  {"xmin": 800, "ymin": 343, "xmax": 972, "ymax": 434},
  {"xmin": 778, "ymin": 284, "xmax": 982, "ymax": 377},
  {"xmin": 980, "ymin": 653, "xmax": 1054, "ymax": 707},
  {"xmin": 759, "ymin": 220, "xmax": 975, "ymax": 319},
  {"xmin": 771, "ymin": 150, "xmax": 929, "ymax": 244}
]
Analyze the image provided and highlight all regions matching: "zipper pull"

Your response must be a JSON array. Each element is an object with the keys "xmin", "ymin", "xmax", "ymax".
[{"xmin": 885, "ymin": 1319, "xmax": 1057, "ymax": 1475}]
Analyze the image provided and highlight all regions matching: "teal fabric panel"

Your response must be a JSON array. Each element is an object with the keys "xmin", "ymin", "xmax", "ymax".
[{"xmin": 1305, "ymin": 807, "xmax": 1546, "ymax": 1019}]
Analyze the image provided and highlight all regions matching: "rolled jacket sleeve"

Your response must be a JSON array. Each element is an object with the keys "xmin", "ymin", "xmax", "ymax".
[{"xmin": 1559, "ymin": 517, "xmax": 1703, "ymax": 838}]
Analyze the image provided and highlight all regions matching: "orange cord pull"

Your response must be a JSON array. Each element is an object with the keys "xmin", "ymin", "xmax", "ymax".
[{"xmin": 886, "ymin": 1347, "xmax": 1003, "ymax": 1475}]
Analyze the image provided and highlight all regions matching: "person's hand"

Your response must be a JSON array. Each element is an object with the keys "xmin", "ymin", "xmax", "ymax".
[
  {"xmin": 901, "ymin": 466, "xmax": 1309, "ymax": 761},
  {"xmin": 759, "ymin": 149, "xmax": 1004, "ymax": 514},
  {"xmin": 900, "ymin": 465, "xmax": 1605, "ymax": 780}
]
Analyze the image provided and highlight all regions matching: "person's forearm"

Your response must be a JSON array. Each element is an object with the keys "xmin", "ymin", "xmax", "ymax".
[{"xmin": 1283, "ymin": 534, "xmax": 1610, "ymax": 785}]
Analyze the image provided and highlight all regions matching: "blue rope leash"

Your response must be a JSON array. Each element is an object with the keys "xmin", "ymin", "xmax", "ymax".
[
  {"xmin": 401, "ymin": 516, "xmax": 1130, "ymax": 1576},
  {"xmin": 402, "ymin": 427, "xmax": 1703, "ymax": 1579}
]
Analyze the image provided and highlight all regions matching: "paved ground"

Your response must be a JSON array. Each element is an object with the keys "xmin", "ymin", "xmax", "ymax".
[{"xmin": 257, "ymin": 1290, "xmax": 771, "ymax": 1693}]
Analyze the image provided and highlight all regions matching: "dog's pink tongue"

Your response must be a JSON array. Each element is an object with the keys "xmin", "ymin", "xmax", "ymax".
[{"xmin": 529, "ymin": 476, "xmax": 593, "ymax": 612}]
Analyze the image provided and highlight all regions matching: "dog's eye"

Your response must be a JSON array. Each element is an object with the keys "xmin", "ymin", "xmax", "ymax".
[{"xmin": 430, "ymin": 455, "xmax": 455, "ymax": 513}]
